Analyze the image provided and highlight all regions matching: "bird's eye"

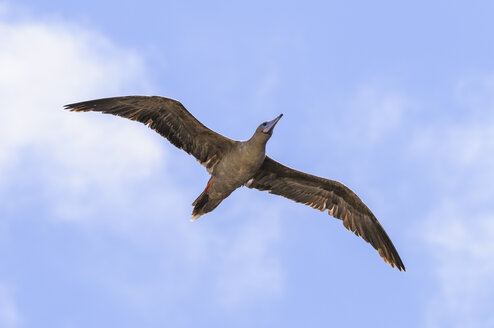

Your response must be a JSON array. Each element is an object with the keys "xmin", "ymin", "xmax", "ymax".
[{"xmin": 262, "ymin": 122, "xmax": 267, "ymax": 127}]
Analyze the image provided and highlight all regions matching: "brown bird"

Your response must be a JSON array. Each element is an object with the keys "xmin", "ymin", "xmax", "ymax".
[{"xmin": 65, "ymin": 96, "xmax": 405, "ymax": 271}]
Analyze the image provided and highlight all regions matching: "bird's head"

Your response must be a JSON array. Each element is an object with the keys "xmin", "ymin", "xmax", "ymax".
[{"xmin": 256, "ymin": 114, "xmax": 283, "ymax": 137}]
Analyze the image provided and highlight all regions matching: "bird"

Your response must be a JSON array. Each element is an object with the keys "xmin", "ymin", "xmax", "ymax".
[{"xmin": 65, "ymin": 95, "xmax": 405, "ymax": 271}]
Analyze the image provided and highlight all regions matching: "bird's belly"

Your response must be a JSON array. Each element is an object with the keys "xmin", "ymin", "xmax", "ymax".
[{"xmin": 210, "ymin": 155, "xmax": 264, "ymax": 198}]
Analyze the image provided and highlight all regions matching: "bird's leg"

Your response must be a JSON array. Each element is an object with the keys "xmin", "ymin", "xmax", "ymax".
[{"xmin": 203, "ymin": 176, "xmax": 214, "ymax": 193}]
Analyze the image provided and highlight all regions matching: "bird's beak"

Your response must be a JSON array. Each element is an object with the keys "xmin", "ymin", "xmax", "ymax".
[{"xmin": 263, "ymin": 114, "xmax": 283, "ymax": 134}]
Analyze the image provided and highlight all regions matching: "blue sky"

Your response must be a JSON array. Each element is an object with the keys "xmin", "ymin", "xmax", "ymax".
[{"xmin": 1, "ymin": 1, "xmax": 494, "ymax": 327}]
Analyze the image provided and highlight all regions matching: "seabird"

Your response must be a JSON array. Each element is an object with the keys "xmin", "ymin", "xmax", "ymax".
[{"xmin": 65, "ymin": 96, "xmax": 405, "ymax": 271}]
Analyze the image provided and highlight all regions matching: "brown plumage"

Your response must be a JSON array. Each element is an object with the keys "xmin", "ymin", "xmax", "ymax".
[
  {"xmin": 65, "ymin": 95, "xmax": 405, "ymax": 271},
  {"xmin": 66, "ymin": 96, "xmax": 236, "ymax": 172},
  {"xmin": 247, "ymin": 157, "xmax": 404, "ymax": 270}
]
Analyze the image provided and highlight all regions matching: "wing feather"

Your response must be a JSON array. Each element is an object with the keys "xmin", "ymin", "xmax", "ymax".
[
  {"xmin": 248, "ymin": 157, "xmax": 405, "ymax": 271},
  {"xmin": 65, "ymin": 96, "xmax": 235, "ymax": 172}
]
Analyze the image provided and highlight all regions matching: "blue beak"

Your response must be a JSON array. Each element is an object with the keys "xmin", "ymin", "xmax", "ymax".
[{"xmin": 262, "ymin": 114, "xmax": 283, "ymax": 134}]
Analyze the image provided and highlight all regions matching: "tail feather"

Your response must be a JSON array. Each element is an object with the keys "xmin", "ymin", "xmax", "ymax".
[
  {"xmin": 192, "ymin": 191, "xmax": 209, "ymax": 208},
  {"xmin": 191, "ymin": 192, "xmax": 223, "ymax": 221},
  {"xmin": 191, "ymin": 192, "xmax": 209, "ymax": 221}
]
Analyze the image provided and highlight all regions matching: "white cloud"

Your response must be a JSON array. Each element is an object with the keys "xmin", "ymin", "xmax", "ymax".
[
  {"xmin": 0, "ymin": 7, "xmax": 283, "ymax": 314},
  {"xmin": 348, "ymin": 86, "xmax": 408, "ymax": 144},
  {"xmin": 0, "ymin": 10, "xmax": 163, "ymax": 222},
  {"xmin": 214, "ymin": 198, "xmax": 283, "ymax": 307},
  {"xmin": 414, "ymin": 76, "xmax": 494, "ymax": 327},
  {"xmin": 0, "ymin": 284, "xmax": 20, "ymax": 328},
  {"xmin": 423, "ymin": 203, "xmax": 494, "ymax": 328},
  {"xmin": 321, "ymin": 85, "xmax": 409, "ymax": 147},
  {"xmin": 91, "ymin": 194, "xmax": 284, "ymax": 315},
  {"xmin": 302, "ymin": 85, "xmax": 410, "ymax": 162}
]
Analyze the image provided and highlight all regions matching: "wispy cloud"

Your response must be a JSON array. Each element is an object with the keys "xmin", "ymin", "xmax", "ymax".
[
  {"xmin": 0, "ymin": 284, "xmax": 20, "ymax": 328},
  {"xmin": 423, "ymin": 203, "xmax": 494, "ymax": 328},
  {"xmin": 347, "ymin": 86, "xmax": 409, "ymax": 144},
  {"xmin": 214, "ymin": 198, "xmax": 283, "ymax": 308},
  {"xmin": 0, "ymin": 7, "xmax": 284, "ymax": 318},
  {"xmin": 312, "ymin": 85, "xmax": 410, "ymax": 149},
  {"xmin": 413, "ymin": 75, "xmax": 494, "ymax": 327},
  {"xmin": 0, "ymin": 12, "xmax": 159, "ymax": 221}
]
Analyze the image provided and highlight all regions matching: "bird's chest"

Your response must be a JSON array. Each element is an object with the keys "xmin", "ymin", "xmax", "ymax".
[{"xmin": 213, "ymin": 144, "xmax": 265, "ymax": 186}]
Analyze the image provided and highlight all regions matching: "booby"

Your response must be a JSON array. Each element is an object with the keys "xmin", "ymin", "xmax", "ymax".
[{"xmin": 65, "ymin": 96, "xmax": 405, "ymax": 271}]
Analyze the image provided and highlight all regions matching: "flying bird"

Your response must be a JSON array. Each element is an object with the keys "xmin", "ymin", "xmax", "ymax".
[{"xmin": 65, "ymin": 96, "xmax": 405, "ymax": 271}]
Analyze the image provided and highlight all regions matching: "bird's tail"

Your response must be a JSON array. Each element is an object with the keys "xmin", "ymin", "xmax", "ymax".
[{"xmin": 191, "ymin": 192, "xmax": 223, "ymax": 221}]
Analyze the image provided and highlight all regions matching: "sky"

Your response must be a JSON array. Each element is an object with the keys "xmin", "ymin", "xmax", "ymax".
[{"xmin": 1, "ymin": 1, "xmax": 494, "ymax": 327}]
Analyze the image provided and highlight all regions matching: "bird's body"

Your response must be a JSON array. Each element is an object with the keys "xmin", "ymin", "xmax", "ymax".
[
  {"xmin": 192, "ymin": 135, "xmax": 270, "ymax": 220},
  {"xmin": 212, "ymin": 138, "xmax": 268, "ymax": 196},
  {"xmin": 65, "ymin": 95, "xmax": 405, "ymax": 271}
]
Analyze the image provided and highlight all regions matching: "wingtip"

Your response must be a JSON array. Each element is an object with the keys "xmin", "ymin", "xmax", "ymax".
[
  {"xmin": 379, "ymin": 248, "xmax": 406, "ymax": 272},
  {"xmin": 393, "ymin": 254, "xmax": 406, "ymax": 272},
  {"xmin": 64, "ymin": 99, "xmax": 101, "ymax": 112},
  {"xmin": 63, "ymin": 103, "xmax": 81, "ymax": 111},
  {"xmin": 391, "ymin": 261, "xmax": 406, "ymax": 272}
]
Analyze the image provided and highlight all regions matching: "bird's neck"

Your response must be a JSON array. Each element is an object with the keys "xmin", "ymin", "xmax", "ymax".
[
  {"xmin": 246, "ymin": 131, "xmax": 269, "ymax": 149},
  {"xmin": 235, "ymin": 133, "xmax": 267, "ymax": 168}
]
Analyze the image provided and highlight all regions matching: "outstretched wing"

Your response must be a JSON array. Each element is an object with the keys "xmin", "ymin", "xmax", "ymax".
[
  {"xmin": 65, "ymin": 96, "xmax": 235, "ymax": 172},
  {"xmin": 247, "ymin": 156, "xmax": 405, "ymax": 271}
]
